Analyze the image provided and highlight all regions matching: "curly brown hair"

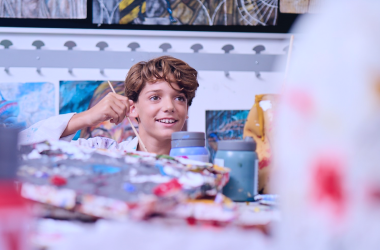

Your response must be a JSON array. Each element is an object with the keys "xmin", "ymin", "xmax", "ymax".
[{"xmin": 124, "ymin": 56, "xmax": 199, "ymax": 106}]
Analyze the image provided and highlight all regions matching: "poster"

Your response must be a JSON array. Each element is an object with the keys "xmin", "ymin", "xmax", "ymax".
[
  {"xmin": 93, "ymin": 0, "xmax": 278, "ymax": 26},
  {"xmin": 0, "ymin": 82, "xmax": 55, "ymax": 128},
  {"xmin": 59, "ymin": 81, "xmax": 137, "ymax": 143},
  {"xmin": 0, "ymin": 0, "xmax": 87, "ymax": 19},
  {"xmin": 205, "ymin": 110, "xmax": 249, "ymax": 161}
]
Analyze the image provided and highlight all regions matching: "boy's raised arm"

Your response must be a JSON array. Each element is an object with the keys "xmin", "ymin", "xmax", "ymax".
[
  {"xmin": 19, "ymin": 93, "xmax": 131, "ymax": 145},
  {"xmin": 61, "ymin": 93, "xmax": 131, "ymax": 138}
]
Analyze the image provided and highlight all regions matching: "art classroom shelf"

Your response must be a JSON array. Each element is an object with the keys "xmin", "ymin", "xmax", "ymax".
[{"xmin": 0, "ymin": 28, "xmax": 291, "ymax": 75}]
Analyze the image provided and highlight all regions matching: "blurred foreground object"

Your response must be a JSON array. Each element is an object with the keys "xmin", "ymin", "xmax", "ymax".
[
  {"xmin": 274, "ymin": 1, "xmax": 380, "ymax": 249},
  {"xmin": 0, "ymin": 128, "xmax": 29, "ymax": 250}
]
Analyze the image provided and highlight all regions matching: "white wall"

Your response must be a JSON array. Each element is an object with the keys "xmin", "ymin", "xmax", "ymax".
[{"xmin": 0, "ymin": 27, "xmax": 289, "ymax": 132}]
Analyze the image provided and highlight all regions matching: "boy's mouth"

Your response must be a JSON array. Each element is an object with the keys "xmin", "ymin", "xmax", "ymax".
[{"xmin": 155, "ymin": 118, "xmax": 178, "ymax": 124}]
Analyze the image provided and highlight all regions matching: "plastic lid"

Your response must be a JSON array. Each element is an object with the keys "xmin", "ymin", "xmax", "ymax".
[
  {"xmin": 217, "ymin": 137, "xmax": 256, "ymax": 151},
  {"xmin": 171, "ymin": 132, "xmax": 205, "ymax": 148},
  {"xmin": 171, "ymin": 132, "xmax": 205, "ymax": 140},
  {"xmin": 0, "ymin": 127, "xmax": 20, "ymax": 179}
]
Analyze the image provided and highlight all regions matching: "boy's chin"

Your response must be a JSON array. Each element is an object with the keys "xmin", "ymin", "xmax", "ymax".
[
  {"xmin": 153, "ymin": 128, "xmax": 182, "ymax": 140},
  {"xmin": 157, "ymin": 130, "xmax": 177, "ymax": 140}
]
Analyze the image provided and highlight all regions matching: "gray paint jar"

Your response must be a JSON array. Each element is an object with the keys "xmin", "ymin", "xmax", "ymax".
[
  {"xmin": 214, "ymin": 137, "xmax": 258, "ymax": 202},
  {"xmin": 170, "ymin": 132, "xmax": 210, "ymax": 163}
]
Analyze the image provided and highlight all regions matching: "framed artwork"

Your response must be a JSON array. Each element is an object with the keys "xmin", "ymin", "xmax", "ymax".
[
  {"xmin": 94, "ymin": 0, "xmax": 278, "ymax": 26},
  {"xmin": 280, "ymin": 0, "xmax": 320, "ymax": 14},
  {"xmin": 0, "ymin": 0, "xmax": 86, "ymax": 19},
  {"xmin": 0, "ymin": 0, "xmax": 298, "ymax": 33},
  {"xmin": 205, "ymin": 110, "xmax": 249, "ymax": 161},
  {"xmin": 0, "ymin": 82, "xmax": 55, "ymax": 128}
]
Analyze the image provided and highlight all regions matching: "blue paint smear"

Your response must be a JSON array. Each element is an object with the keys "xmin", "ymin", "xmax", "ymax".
[
  {"xmin": 92, "ymin": 164, "xmax": 120, "ymax": 174},
  {"xmin": 123, "ymin": 183, "xmax": 136, "ymax": 192},
  {"xmin": 155, "ymin": 162, "xmax": 169, "ymax": 176}
]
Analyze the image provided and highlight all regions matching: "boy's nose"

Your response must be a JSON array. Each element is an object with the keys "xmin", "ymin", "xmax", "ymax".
[{"xmin": 163, "ymin": 99, "xmax": 175, "ymax": 113}]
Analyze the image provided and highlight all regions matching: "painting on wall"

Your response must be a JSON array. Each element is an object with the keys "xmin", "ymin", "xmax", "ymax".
[
  {"xmin": 205, "ymin": 110, "xmax": 249, "ymax": 161},
  {"xmin": 0, "ymin": 82, "xmax": 55, "ymax": 128},
  {"xmin": 0, "ymin": 0, "xmax": 87, "ymax": 19},
  {"xmin": 93, "ymin": 0, "xmax": 278, "ymax": 26},
  {"xmin": 59, "ymin": 81, "xmax": 137, "ymax": 142},
  {"xmin": 280, "ymin": 0, "xmax": 320, "ymax": 13}
]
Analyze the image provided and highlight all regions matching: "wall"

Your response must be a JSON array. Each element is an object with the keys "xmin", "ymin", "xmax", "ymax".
[{"xmin": 0, "ymin": 27, "xmax": 289, "ymax": 132}]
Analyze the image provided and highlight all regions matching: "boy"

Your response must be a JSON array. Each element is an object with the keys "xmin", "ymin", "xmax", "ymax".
[{"xmin": 19, "ymin": 56, "xmax": 199, "ymax": 155}]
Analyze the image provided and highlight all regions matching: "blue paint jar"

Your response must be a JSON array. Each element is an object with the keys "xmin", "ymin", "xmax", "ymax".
[
  {"xmin": 214, "ymin": 137, "xmax": 258, "ymax": 202},
  {"xmin": 169, "ymin": 132, "xmax": 210, "ymax": 163}
]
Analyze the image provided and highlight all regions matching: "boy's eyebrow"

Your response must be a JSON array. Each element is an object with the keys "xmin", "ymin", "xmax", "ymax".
[
  {"xmin": 145, "ymin": 89, "xmax": 185, "ymax": 95},
  {"xmin": 145, "ymin": 89, "xmax": 163, "ymax": 94}
]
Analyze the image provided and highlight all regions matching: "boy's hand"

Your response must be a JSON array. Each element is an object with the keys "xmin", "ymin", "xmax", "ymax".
[
  {"xmin": 85, "ymin": 93, "xmax": 132, "ymax": 126},
  {"xmin": 61, "ymin": 93, "xmax": 132, "ymax": 138}
]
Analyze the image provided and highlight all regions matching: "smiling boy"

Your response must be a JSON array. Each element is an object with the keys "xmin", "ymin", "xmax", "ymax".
[{"xmin": 19, "ymin": 56, "xmax": 199, "ymax": 155}]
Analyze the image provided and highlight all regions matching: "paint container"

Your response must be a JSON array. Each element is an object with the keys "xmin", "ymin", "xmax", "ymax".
[
  {"xmin": 170, "ymin": 132, "xmax": 210, "ymax": 163},
  {"xmin": 214, "ymin": 137, "xmax": 258, "ymax": 202}
]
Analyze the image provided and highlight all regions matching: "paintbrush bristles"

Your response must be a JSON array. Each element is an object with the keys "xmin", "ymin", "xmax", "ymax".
[{"xmin": 107, "ymin": 80, "xmax": 148, "ymax": 152}]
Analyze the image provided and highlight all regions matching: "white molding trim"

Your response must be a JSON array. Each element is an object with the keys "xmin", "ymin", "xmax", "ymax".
[{"xmin": 0, "ymin": 27, "xmax": 292, "ymax": 40}]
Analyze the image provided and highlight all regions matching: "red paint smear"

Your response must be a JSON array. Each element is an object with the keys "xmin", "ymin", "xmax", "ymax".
[
  {"xmin": 367, "ymin": 187, "xmax": 380, "ymax": 205},
  {"xmin": 286, "ymin": 89, "xmax": 314, "ymax": 116},
  {"xmin": 153, "ymin": 179, "xmax": 182, "ymax": 196},
  {"xmin": 312, "ymin": 153, "xmax": 346, "ymax": 217},
  {"xmin": 0, "ymin": 182, "xmax": 27, "ymax": 250},
  {"xmin": 259, "ymin": 157, "xmax": 271, "ymax": 170},
  {"xmin": 186, "ymin": 217, "xmax": 196, "ymax": 226},
  {"xmin": 1, "ymin": 231, "xmax": 20, "ymax": 250},
  {"xmin": 50, "ymin": 175, "xmax": 67, "ymax": 186},
  {"xmin": 0, "ymin": 101, "xmax": 18, "ymax": 114},
  {"xmin": 0, "ymin": 182, "xmax": 25, "ymax": 207}
]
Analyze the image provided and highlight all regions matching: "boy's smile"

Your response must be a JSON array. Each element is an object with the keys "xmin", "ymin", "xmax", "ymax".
[
  {"xmin": 155, "ymin": 118, "xmax": 179, "ymax": 125},
  {"xmin": 129, "ymin": 79, "xmax": 188, "ymax": 142}
]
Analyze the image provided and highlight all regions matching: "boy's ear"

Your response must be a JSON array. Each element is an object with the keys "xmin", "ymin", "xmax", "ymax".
[{"xmin": 128, "ymin": 102, "xmax": 139, "ymax": 119}]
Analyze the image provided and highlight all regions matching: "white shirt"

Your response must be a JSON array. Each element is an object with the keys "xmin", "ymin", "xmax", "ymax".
[{"xmin": 18, "ymin": 113, "xmax": 139, "ymax": 151}]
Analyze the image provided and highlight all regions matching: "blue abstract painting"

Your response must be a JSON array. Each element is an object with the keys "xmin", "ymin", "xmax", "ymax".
[
  {"xmin": 206, "ymin": 110, "xmax": 250, "ymax": 161},
  {"xmin": 0, "ymin": 82, "xmax": 55, "ymax": 128}
]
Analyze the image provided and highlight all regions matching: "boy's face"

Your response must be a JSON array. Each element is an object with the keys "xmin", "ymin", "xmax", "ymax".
[{"xmin": 129, "ymin": 80, "xmax": 188, "ymax": 141}]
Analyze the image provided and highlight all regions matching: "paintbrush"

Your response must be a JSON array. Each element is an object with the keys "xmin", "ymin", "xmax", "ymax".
[{"xmin": 107, "ymin": 80, "xmax": 148, "ymax": 152}]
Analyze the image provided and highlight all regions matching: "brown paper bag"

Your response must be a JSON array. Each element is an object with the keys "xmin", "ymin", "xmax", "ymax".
[{"xmin": 243, "ymin": 94, "xmax": 278, "ymax": 194}]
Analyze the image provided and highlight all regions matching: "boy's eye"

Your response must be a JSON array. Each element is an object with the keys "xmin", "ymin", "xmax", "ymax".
[
  {"xmin": 176, "ymin": 96, "xmax": 186, "ymax": 102},
  {"xmin": 150, "ymin": 95, "xmax": 160, "ymax": 101}
]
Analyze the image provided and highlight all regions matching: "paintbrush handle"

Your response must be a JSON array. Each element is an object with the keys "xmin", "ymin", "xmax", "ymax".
[{"xmin": 127, "ymin": 117, "xmax": 148, "ymax": 152}]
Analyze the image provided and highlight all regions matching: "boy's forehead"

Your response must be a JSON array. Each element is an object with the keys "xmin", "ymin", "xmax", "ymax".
[{"xmin": 144, "ymin": 80, "xmax": 181, "ymax": 92}]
